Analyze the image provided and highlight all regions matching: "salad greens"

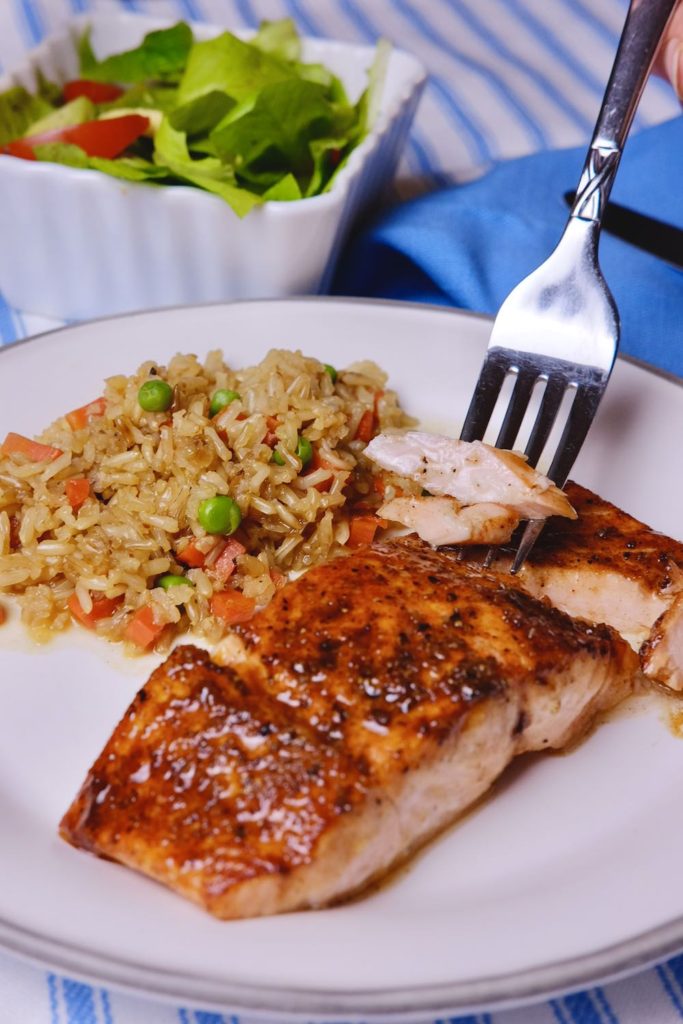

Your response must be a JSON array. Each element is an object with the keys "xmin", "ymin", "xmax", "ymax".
[
  {"xmin": 0, "ymin": 19, "xmax": 388, "ymax": 216},
  {"xmin": 0, "ymin": 86, "xmax": 52, "ymax": 147},
  {"xmin": 77, "ymin": 22, "xmax": 193, "ymax": 85}
]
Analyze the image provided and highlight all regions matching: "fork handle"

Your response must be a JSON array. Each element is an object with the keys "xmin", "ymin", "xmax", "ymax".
[{"xmin": 570, "ymin": 0, "xmax": 678, "ymax": 223}]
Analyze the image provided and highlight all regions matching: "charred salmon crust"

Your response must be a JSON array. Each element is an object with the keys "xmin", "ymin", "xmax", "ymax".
[
  {"xmin": 60, "ymin": 539, "xmax": 638, "ymax": 918},
  {"xmin": 510, "ymin": 482, "xmax": 683, "ymax": 689}
]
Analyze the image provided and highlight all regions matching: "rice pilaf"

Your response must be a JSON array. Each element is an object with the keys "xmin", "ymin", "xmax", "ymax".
[{"xmin": 0, "ymin": 348, "xmax": 413, "ymax": 650}]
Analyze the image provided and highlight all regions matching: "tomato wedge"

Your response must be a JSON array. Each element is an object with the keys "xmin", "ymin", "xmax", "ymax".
[
  {"xmin": 63, "ymin": 80, "xmax": 125, "ymax": 104},
  {"xmin": 4, "ymin": 138, "xmax": 37, "ymax": 160},
  {"xmin": 3, "ymin": 114, "xmax": 149, "ymax": 161}
]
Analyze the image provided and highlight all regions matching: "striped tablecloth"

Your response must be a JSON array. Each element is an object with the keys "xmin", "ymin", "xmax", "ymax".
[{"xmin": 0, "ymin": 2, "xmax": 681, "ymax": 1022}]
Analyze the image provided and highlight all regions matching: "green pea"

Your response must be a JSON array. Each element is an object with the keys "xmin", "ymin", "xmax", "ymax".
[
  {"xmin": 138, "ymin": 379, "xmax": 173, "ymax": 412},
  {"xmin": 158, "ymin": 573, "xmax": 194, "ymax": 591},
  {"xmin": 323, "ymin": 364, "xmax": 337, "ymax": 384},
  {"xmin": 296, "ymin": 435, "xmax": 313, "ymax": 467},
  {"xmin": 210, "ymin": 389, "xmax": 241, "ymax": 417},
  {"xmin": 198, "ymin": 495, "xmax": 242, "ymax": 535},
  {"xmin": 271, "ymin": 450, "xmax": 286, "ymax": 466}
]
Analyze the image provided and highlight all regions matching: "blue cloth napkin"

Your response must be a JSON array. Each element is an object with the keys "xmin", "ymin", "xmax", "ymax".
[{"xmin": 334, "ymin": 115, "xmax": 683, "ymax": 379}]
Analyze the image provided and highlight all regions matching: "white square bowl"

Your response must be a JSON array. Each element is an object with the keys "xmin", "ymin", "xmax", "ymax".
[{"xmin": 0, "ymin": 14, "xmax": 425, "ymax": 320}]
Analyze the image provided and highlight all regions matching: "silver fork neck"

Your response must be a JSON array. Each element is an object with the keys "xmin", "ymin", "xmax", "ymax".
[
  {"xmin": 569, "ymin": 0, "xmax": 678, "ymax": 226},
  {"xmin": 571, "ymin": 144, "xmax": 620, "ymax": 223}
]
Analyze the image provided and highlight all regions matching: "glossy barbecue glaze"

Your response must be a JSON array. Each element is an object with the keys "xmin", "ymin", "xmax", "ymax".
[{"xmin": 61, "ymin": 539, "xmax": 638, "ymax": 918}]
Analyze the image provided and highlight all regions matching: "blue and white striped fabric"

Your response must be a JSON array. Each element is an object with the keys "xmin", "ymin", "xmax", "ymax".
[{"xmin": 0, "ymin": 2, "xmax": 681, "ymax": 1022}]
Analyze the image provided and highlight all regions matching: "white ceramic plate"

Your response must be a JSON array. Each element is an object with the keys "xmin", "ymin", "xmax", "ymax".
[{"xmin": 1, "ymin": 299, "xmax": 683, "ymax": 1021}]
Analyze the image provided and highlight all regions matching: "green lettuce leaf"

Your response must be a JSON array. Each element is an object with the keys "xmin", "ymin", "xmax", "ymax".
[
  {"xmin": 33, "ymin": 141, "xmax": 90, "ymax": 168},
  {"xmin": 35, "ymin": 70, "xmax": 63, "ymax": 107},
  {"xmin": 251, "ymin": 19, "xmax": 301, "ymax": 63},
  {"xmin": 154, "ymin": 117, "xmax": 261, "ymax": 217},
  {"xmin": 89, "ymin": 155, "xmax": 172, "ymax": 182},
  {"xmin": 291, "ymin": 63, "xmax": 348, "ymax": 102},
  {"xmin": 211, "ymin": 79, "xmax": 355, "ymax": 191},
  {"xmin": 25, "ymin": 96, "xmax": 94, "ymax": 136},
  {"xmin": 177, "ymin": 31, "xmax": 295, "ymax": 106},
  {"xmin": 103, "ymin": 83, "xmax": 178, "ymax": 113},
  {"xmin": 169, "ymin": 90, "xmax": 235, "ymax": 136},
  {"xmin": 262, "ymin": 172, "xmax": 302, "ymax": 201},
  {"xmin": 32, "ymin": 141, "xmax": 171, "ymax": 183},
  {"xmin": 306, "ymin": 136, "xmax": 350, "ymax": 196},
  {"xmin": 0, "ymin": 86, "xmax": 53, "ymax": 147},
  {"xmin": 77, "ymin": 23, "xmax": 193, "ymax": 84}
]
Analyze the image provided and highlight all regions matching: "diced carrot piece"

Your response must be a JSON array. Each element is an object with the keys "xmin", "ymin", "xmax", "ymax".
[
  {"xmin": 1, "ymin": 432, "xmax": 62, "ymax": 462},
  {"xmin": 0, "ymin": 604, "xmax": 6, "ymax": 626},
  {"xmin": 211, "ymin": 590, "xmax": 256, "ymax": 625},
  {"xmin": 354, "ymin": 409, "xmax": 375, "ymax": 443},
  {"xmin": 177, "ymin": 539, "xmax": 211, "ymax": 568},
  {"xmin": 211, "ymin": 539, "xmax": 246, "ymax": 583},
  {"xmin": 65, "ymin": 397, "xmax": 106, "ymax": 431},
  {"xmin": 65, "ymin": 477, "xmax": 90, "ymax": 512},
  {"xmin": 348, "ymin": 514, "xmax": 388, "ymax": 548},
  {"xmin": 68, "ymin": 592, "xmax": 123, "ymax": 629},
  {"xmin": 305, "ymin": 446, "xmax": 335, "ymax": 492},
  {"xmin": 124, "ymin": 605, "xmax": 165, "ymax": 649},
  {"xmin": 308, "ymin": 447, "xmax": 337, "ymax": 473}
]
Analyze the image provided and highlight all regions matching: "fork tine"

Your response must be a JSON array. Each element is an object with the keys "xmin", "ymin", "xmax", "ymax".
[
  {"xmin": 510, "ymin": 381, "xmax": 606, "ymax": 573},
  {"xmin": 494, "ymin": 371, "xmax": 536, "ymax": 450},
  {"xmin": 524, "ymin": 377, "xmax": 567, "ymax": 468},
  {"xmin": 460, "ymin": 355, "xmax": 509, "ymax": 443},
  {"xmin": 545, "ymin": 382, "xmax": 605, "ymax": 487},
  {"xmin": 510, "ymin": 520, "xmax": 546, "ymax": 574}
]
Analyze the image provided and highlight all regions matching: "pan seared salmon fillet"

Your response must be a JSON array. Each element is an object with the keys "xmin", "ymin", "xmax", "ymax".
[
  {"xmin": 60, "ymin": 539, "xmax": 638, "ymax": 919},
  {"xmin": 509, "ymin": 483, "xmax": 683, "ymax": 691}
]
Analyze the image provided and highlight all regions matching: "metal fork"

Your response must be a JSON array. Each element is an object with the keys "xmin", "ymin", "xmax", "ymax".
[{"xmin": 459, "ymin": 0, "xmax": 678, "ymax": 574}]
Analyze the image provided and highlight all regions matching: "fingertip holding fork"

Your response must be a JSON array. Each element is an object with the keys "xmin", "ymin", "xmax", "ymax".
[{"xmin": 458, "ymin": 0, "xmax": 678, "ymax": 573}]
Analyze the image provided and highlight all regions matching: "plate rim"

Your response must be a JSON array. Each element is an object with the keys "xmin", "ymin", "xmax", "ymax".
[
  {"xmin": 1, "ymin": 296, "xmax": 682, "ymax": 1019},
  {"xmin": 2, "ymin": 900, "xmax": 683, "ymax": 1020},
  {"xmin": 2, "ymin": 295, "xmax": 681, "ymax": 388}
]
